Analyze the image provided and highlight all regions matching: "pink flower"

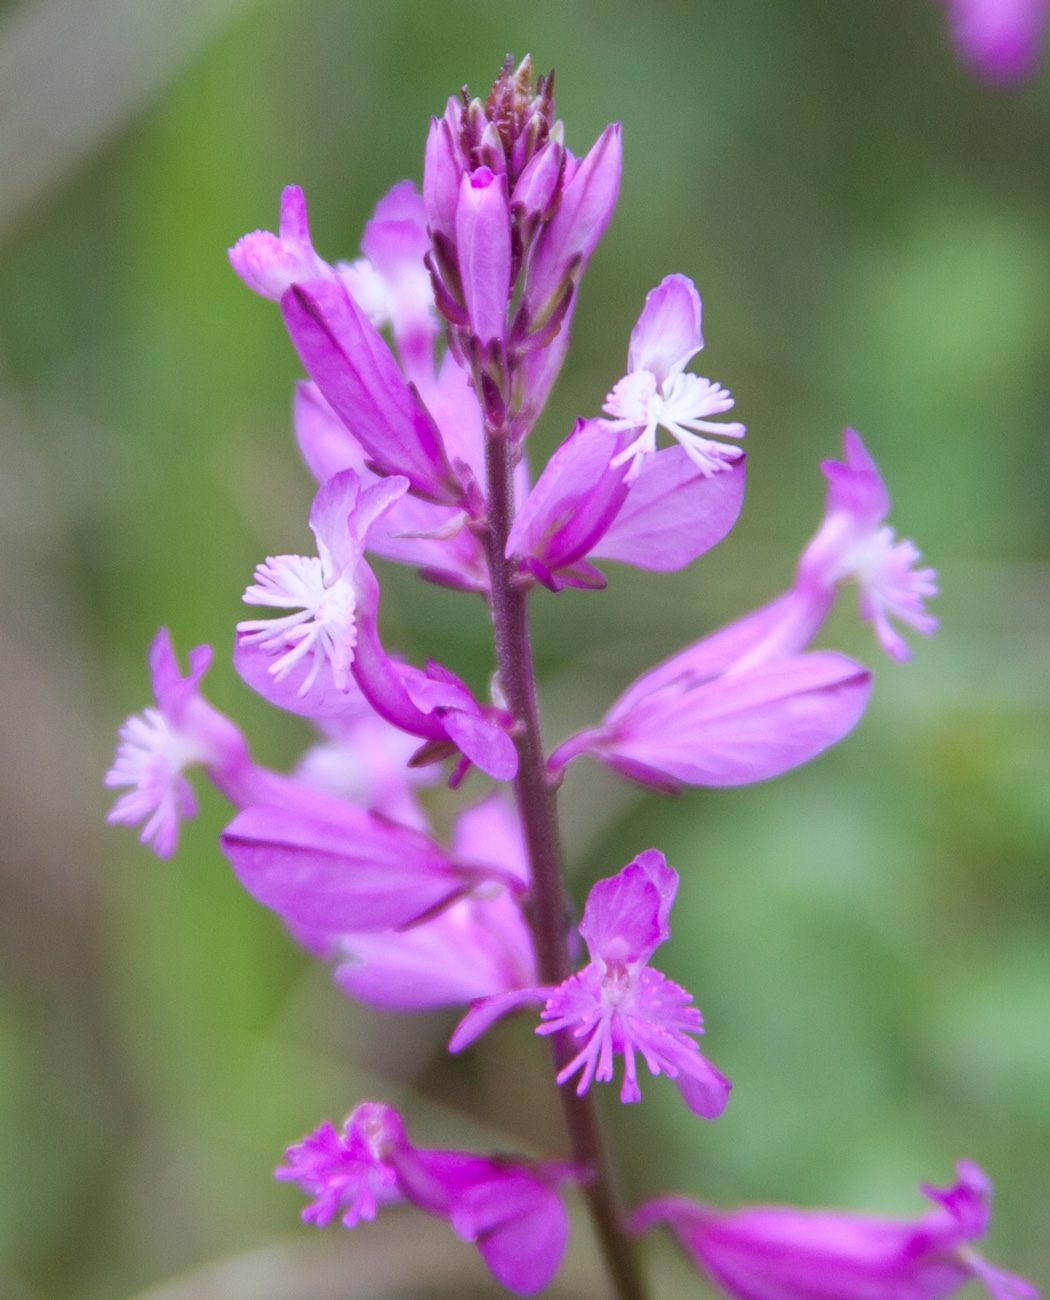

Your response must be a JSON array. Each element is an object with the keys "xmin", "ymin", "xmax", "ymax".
[
  {"xmin": 793, "ymin": 428, "xmax": 938, "ymax": 663},
  {"xmin": 943, "ymin": 0, "xmax": 1050, "ymax": 80},
  {"xmin": 506, "ymin": 416, "xmax": 746, "ymax": 590},
  {"xmin": 632, "ymin": 1160, "xmax": 1038, "ymax": 1300},
  {"xmin": 105, "ymin": 628, "xmax": 269, "ymax": 856},
  {"xmin": 451, "ymin": 850, "xmax": 732, "ymax": 1118},
  {"xmin": 332, "ymin": 794, "xmax": 537, "ymax": 1010},
  {"xmin": 220, "ymin": 781, "xmax": 522, "ymax": 935},
  {"xmin": 228, "ymin": 185, "xmax": 334, "ymax": 300},
  {"xmin": 603, "ymin": 275, "xmax": 745, "ymax": 481},
  {"xmin": 278, "ymin": 1101, "xmax": 576, "ymax": 1295},
  {"xmin": 337, "ymin": 180, "xmax": 438, "ymax": 382},
  {"xmin": 235, "ymin": 469, "xmax": 517, "ymax": 781}
]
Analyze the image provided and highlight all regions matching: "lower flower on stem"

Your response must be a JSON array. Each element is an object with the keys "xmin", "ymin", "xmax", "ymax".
[
  {"xmin": 631, "ymin": 1160, "xmax": 1038, "ymax": 1300},
  {"xmin": 277, "ymin": 1101, "xmax": 578, "ymax": 1295}
]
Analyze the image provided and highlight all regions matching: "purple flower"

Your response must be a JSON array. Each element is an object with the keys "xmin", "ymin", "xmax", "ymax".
[
  {"xmin": 278, "ymin": 1101, "xmax": 576, "ymax": 1295},
  {"xmin": 548, "ymin": 635, "xmax": 872, "ymax": 792},
  {"xmin": 793, "ymin": 428, "xmax": 938, "ymax": 663},
  {"xmin": 603, "ymin": 275, "xmax": 745, "ymax": 481},
  {"xmin": 455, "ymin": 165, "xmax": 512, "ymax": 348},
  {"xmin": 507, "ymin": 416, "xmax": 746, "ymax": 590},
  {"xmin": 237, "ymin": 469, "xmax": 408, "ymax": 696},
  {"xmin": 332, "ymin": 794, "xmax": 537, "ymax": 1010},
  {"xmin": 547, "ymin": 429, "xmax": 934, "ymax": 789},
  {"xmin": 276, "ymin": 1109, "xmax": 402, "ymax": 1228},
  {"xmin": 228, "ymin": 185, "xmax": 335, "ymax": 300},
  {"xmin": 292, "ymin": 378, "xmax": 488, "ymax": 594},
  {"xmin": 337, "ymin": 180, "xmax": 438, "ymax": 382},
  {"xmin": 632, "ymin": 1160, "xmax": 1038, "ymax": 1300},
  {"xmin": 235, "ymin": 468, "xmax": 517, "ymax": 780},
  {"xmin": 943, "ymin": 0, "xmax": 1050, "ymax": 79},
  {"xmin": 451, "ymin": 850, "xmax": 732, "ymax": 1118},
  {"xmin": 220, "ymin": 781, "xmax": 522, "ymax": 934},
  {"xmin": 105, "ymin": 628, "xmax": 267, "ymax": 857}
]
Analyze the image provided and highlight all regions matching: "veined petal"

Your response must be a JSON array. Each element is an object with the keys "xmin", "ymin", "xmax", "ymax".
[
  {"xmin": 221, "ymin": 787, "xmax": 496, "ymax": 933},
  {"xmin": 590, "ymin": 651, "xmax": 872, "ymax": 789},
  {"xmin": 626, "ymin": 273, "xmax": 705, "ymax": 383},
  {"xmin": 590, "ymin": 449, "xmax": 745, "ymax": 572}
]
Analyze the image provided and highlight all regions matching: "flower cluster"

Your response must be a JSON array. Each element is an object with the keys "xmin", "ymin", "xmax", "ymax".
[{"xmin": 105, "ymin": 55, "xmax": 1035, "ymax": 1300}]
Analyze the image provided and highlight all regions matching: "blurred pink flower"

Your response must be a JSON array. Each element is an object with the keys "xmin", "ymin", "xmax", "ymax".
[{"xmin": 632, "ymin": 1159, "xmax": 1038, "ymax": 1300}]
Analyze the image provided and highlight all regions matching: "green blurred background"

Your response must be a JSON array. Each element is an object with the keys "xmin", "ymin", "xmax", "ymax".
[{"xmin": 0, "ymin": 0, "xmax": 1048, "ymax": 1296}]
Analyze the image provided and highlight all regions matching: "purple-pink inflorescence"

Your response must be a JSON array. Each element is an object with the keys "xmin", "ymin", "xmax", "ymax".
[{"xmin": 104, "ymin": 51, "xmax": 1036, "ymax": 1300}]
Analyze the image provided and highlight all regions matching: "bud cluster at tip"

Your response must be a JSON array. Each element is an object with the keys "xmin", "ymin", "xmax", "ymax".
[{"xmin": 423, "ymin": 54, "xmax": 620, "ymax": 434}]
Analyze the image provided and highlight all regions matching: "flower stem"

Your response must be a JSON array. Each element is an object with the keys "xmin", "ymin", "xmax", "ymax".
[{"xmin": 482, "ymin": 419, "xmax": 647, "ymax": 1300}]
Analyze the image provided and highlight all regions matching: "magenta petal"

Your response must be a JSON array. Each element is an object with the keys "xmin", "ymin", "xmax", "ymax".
[
  {"xmin": 416, "ymin": 350, "xmax": 486, "ymax": 485},
  {"xmin": 578, "ymin": 858, "xmax": 674, "ymax": 965},
  {"xmin": 525, "ymin": 123, "xmax": 622, "ymax": 319},
  {"xmin": 632, "ymin": 1159, "xmax": 1037, "ymax": 1300},
  {"xmin": 947, "ymin": 0, "xmax": 1050, "ymax": 80},
  {"xmin": 626, "ymin": 273, "xmax": 704, "ymax": 383},
  {"xmin": 424, "ymin": 98, "xmax": 467, "ymax": 244},
  {"xmin": 596, "ymin": 652, "xmax": 873, "ymax": 788},
  {"xmin": 360, "ymin": 178, "xmax": 431, "ymax": 271},
  {"xmin": 507, "ymin": 418, "xmax": 630, "ymax": 577},
  {"xmin": 292, "ymin": 392, "xmax": 487, "ymax": 588},
  {"xmin": 149, "ymin": 627, "xmax": 210, "ymax": 719},
  {"xmin": 605, "ymin": 589, "xmax": 826, "ymax": 724},
  {"xmin": 452, "ymin": 793, "xmax": 529, "ymax": 885},
  {"xmin": 293, "ymin": 381, "xmax": 369, "ymax": 482},
  {"xmin": 449, "ymin": 988, "xmax": 549, "ymax": 1053},
  {"xmin": 221, "ymin": 791, "xmax": 477, "ymax": 932},
  {"xmin": 632, "ymin": 848, "xmax": 679, "ymax": 936},
  {"xmin": 466, "ymin": 1181, "xmax": 569, "ymax": 1295},
  {"xmin": 441, "ymin": 709, "xmax": 519, "ymax": 781},
  {"xmin": 281, "ymin": 278, "xmax": 456, "ymax": 502},
  {"xmin": 234, "ymin": 629, "xmax": 366, "ymax": 720},
  {"xmin": 456, "ymin": 167, "xmax": 511, "ymax": 346},
  {"xmin": 675, "ymin": 1055, "xmax": 733, "ymax": 1119},
  {"xmin": 336, "ymin": 886, "xmax": 535, "ymax": 1010},
  {"xmin": 591, "ymin": 450, "xmax": 745, "ymax": 571}
]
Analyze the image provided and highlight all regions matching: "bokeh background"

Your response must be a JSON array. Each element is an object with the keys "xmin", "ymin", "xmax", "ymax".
[{"xmin": 1, "ymin": 0, "xmax": 1048, "ymax": 1296}]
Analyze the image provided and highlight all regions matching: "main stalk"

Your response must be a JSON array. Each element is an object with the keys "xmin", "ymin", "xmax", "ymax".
[{"xmin": 482, "ymin": 422, "xmax": 647, "ymax": 1300}]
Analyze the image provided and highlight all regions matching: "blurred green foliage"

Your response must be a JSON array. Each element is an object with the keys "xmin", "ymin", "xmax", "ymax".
[{"xmin": 0, "ymin": 0, "xmax": 1047, "ymax": 1296}]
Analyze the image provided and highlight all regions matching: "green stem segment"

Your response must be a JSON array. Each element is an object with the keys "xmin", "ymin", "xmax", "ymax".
[{"xmin": 482, "ymin": 420, "xmax": 647, "ymax": 1300}]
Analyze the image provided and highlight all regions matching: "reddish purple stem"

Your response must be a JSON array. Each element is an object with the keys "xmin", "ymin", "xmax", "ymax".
[{"xmin": 482, "ymin": 415, "xmax": 648, "ymax": 1300}]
